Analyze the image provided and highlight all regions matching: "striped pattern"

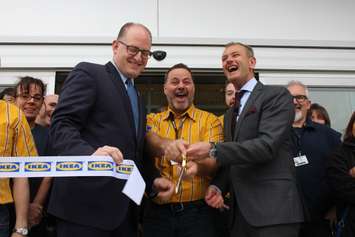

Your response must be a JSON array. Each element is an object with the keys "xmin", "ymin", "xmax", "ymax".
[
  {"xmin": 0, "ymin": 101, "xmax": 37, "ymax": 204},
  {"xmin": 147, "ymin": 105, "xmax": 223, "ymax": 203}
]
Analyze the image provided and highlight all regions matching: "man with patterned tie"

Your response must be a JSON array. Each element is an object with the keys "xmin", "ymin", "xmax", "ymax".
[
  {"xmin": 166, "ymin": 42, "xmax": 304, "ymax": 237},
  {"xmin": 48, "ymin": 22, "xmax": 174, "ymax": 237}
]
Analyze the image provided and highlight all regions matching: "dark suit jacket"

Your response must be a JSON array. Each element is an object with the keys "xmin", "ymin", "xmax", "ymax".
[
  {"xmin": 215, "ymin": 82, "xmax": 304, "ymax": 228},
  {"xmin": 48, "ymin": 62, "xmax": 157, "ymax": 230}
]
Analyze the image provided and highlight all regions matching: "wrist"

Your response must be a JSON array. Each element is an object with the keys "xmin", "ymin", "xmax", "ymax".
[
  {"xmin": 13, "ymin": 227, "xmax": 29, "ymax": 236},
  {"xmin": 209, "ymin": 142, "xmax": 217, "ymax": 160}
]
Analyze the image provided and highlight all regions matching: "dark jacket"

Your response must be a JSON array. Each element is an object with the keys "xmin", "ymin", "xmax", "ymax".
[
  {"xmin": 48, "ymin": 62, "xmax": 157, "ymax": 230},
  {"xmin": 291, "ymin": 120, "xmax": 341, "ymax": 220},
  {"xmin": 327, "ymin": 138, "xmax": 355, "ymax": 237}
]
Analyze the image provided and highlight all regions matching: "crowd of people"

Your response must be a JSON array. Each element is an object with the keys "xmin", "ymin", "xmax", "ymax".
[{"xmin": 0, "ymin": 22, "xmax": 354, "ymax": 237}]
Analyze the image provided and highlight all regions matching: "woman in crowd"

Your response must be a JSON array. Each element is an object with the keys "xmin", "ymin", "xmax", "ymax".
[
  {"xmin": 308, "ymin": 103, "xmax": 331, "ymax": 127},
  {"xmin": 327, "ymin": 111, "xmax": 355, "ymax": 237}
]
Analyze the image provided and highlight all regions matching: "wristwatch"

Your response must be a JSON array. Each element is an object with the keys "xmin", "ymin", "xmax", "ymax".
[
  {"xmin": 13, "ymin": 227, "xmax": 29, "ymax": 236},
  {"xmin": 209, "ymin": 142, "xmax": 217, "ymax": 159}
]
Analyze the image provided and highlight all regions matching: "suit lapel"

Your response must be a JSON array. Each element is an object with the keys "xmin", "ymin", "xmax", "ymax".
[
  {"xmin": 224, "ymin": 108, "xmax": 234, "ymax": 142},
  {"xmin": 105, "ymin": 62, "xmax": 137, "ymax": 141},
  {"xmin": 233, "ymin": 82, "xmax": 263, "ymax": 140}
]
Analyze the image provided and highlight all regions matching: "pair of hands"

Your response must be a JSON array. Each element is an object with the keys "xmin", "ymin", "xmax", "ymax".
[
  {"xmin": 164, "ymin": 139, "xmax": 212, "ymax": 162},
  {"xmin": 163, "ymin": 139, "xmax": 212, "ymax": 176},
  {"xmin": 205, "ymin": 185, "xmax": 229, "ymax": 211},
  {"xmin": 28, "ymin": 202, "xmax": 43, "ymax": 228}
]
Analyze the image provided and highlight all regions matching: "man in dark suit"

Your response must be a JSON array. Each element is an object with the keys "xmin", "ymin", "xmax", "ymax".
[
  {"xmin": 169, "ymin": 42, "xmax": 304, "ymax": 237},
  {"xmin": 48, "ymin": 22, "xmax": 174, "ymax": 237}
]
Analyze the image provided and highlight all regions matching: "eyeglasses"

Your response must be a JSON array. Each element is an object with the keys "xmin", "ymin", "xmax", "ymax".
[
  {"xmin": 293, "ymin": 95, "xmax": 308, "ymax": 103},
  {"xmin": 118, "ymin": 40, "xmax": 152, "ymax": 59},
  {"xmin": 17, "ymin": 94, "xmax": 43, "ymax": 102}
]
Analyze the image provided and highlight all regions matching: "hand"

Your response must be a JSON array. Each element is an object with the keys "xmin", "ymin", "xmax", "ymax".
[
  {"xmin": 186, "ymin": 142, "xmax": 211, "ymax": 161},
  {"xmin": 28, "ymin": 202, "xmax": 43, "ymax": 227},
  {"xmin": 184, "ymin": 161, "xmax": 199, "ymax": 178},
  {"xmin": 92, "ymin": 145, "xmax": 123, "ymax": 164},
  {"xmin": 205, "ymin": 185, "xmax": 228, "ymax": 210},
  {"xmin": 349, "ymin": 166, "xmax": 355, "ymax": 178},
  {"xmin": 153, "ymin": 177, "xmax": 175, "ymax": 202},
  {"xmin": 164, "ymin": 139, "xmax": 189, "ymax": 162}
]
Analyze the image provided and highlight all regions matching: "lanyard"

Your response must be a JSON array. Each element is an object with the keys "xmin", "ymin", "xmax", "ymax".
[{"xmin": 169, "ymin": 113, "xmax": 187, "ymax": 139}]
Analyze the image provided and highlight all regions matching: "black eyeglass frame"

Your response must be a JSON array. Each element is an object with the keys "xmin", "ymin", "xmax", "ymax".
[
  {"xmin": 293, "ymin": 95, "xmax": 308, "ymax": 103},
  {"xmin": 118, "ymin": 40, "xmax": 152, "ymax": 59}
]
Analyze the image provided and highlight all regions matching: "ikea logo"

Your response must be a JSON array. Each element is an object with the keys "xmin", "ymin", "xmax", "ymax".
[
  {"xmin": 116, "ymin": 164, "xmax": 133, "ymax": 174},
  {"xmin": 0, "ymin": 162, "xmax": 20, "ymax": 172},
  {"xmin": 88, "ymin": 161, "xmax": 113, "ymax": 171},
  {"xmin": 56, "ymin": 161, "xmax": 83, "ymax": 171},
  {"xmin": 25, "ymin": 162, "xmax": 51, "ymax": 172}
]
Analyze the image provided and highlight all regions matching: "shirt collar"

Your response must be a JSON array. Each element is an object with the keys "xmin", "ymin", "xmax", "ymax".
[
  {"xmin": 162, "ymin": 105, "xmax": 196, "ymax": 122},
  {"xmin": 240, "ymin": 77, "xmax": 257, "ymax": 92},
  {"xmin": 111, "ymin": 59, "xmax": 134, "ymax": 86}
]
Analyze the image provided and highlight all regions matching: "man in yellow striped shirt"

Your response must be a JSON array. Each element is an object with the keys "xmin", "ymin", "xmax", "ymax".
[
  {"xmin": 143, "ymin": 63, "xmax": 223, "ymax": 237},
  {"xmin": 0, "ymin": 100, "xmax": 37, "ymax": 237}
]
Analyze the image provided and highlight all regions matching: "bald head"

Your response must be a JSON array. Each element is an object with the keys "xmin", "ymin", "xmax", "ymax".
[{"xmin": 36, "ymin": 94, "xmax": 59, "ymax": 127}]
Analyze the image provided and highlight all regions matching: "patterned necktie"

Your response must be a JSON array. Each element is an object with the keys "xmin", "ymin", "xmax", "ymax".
[
  {"xmin": 234, "ymin": 90, "xmax": 246, "ymax": 118},
  {"xmin": 232, "ymin": 90, "xmax": 246, "ymax": 137},
  {"xmin": 125, "ymin": 79, "xmax": 139, "ymax": 135}
]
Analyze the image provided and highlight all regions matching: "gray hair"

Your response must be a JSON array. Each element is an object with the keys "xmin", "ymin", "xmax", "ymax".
[{"xmin": 287, "ymin": 80, "xmax": 309, "ymax": 97}]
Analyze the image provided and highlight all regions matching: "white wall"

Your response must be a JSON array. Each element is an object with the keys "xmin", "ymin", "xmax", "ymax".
[{"xmin": 1, "ymin": 0, "xmax": 354, "ymax": 46}]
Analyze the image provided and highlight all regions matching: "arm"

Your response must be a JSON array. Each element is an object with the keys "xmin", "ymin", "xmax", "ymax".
[
  {"xmin": 29, "ymin": 177, "xmax": 52, "ymax": 226},
  {"xmin": 12, "ymin": 178, "xmax": 29, "ymax": 234},
  {"xmin": 49, "ymin": 64, "xmax": 97, "ymax": 156},
  {"xmin": 187, "ymin": 87, "xmax": 295, "ymax": 167}
]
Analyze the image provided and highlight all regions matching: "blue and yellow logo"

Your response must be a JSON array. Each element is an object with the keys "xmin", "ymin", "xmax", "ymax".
[
  {"xmin": 25, "ymin": 162, "xmax": 51, "ymax": 172},
  {"xmin": 116, "ymin": 164, "xmax": 133, "ymax": 174},
  {"xmin": 88, "ymin": 161, "xmax": 113, "ymax": 171},
  {"xmin": 56, "ymin": 161, "xmax": 83, "ymax": 171},
  {"xmin": 0, "ymin": 162, "xmax": 20, "ymax": 172}
]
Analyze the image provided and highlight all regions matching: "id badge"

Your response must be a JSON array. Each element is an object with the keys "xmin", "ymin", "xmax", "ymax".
[{"xmin": 293, "ymin": 155, "xmax": 309, "ymax": 167}]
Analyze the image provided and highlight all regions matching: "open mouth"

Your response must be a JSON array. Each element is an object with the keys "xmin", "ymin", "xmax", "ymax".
[{"xmin": 227, "ymin": 65, "xmax": 239, "ymax": 72}]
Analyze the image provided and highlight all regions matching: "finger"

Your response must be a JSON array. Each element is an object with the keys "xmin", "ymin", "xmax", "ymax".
[
  {"xmin": 176, "ymin": 140, "xmax": 187, "ymax": 156},
  {"xmin": 104, "ymin": 147, "xmax": 123, "ymax": 164}
]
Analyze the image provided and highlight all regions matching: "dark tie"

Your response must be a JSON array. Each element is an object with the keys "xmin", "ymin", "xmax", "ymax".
[
  {"xmin": 234, "ymin": 90, "xmax": 246, "ymax": 117},
  {"xmin": 125, "ymin": 79, "xmax": 139, "ymax": 135},
  {"xmin": 232, "ymin": 90, "xmax": 246, "ymax": 137}
]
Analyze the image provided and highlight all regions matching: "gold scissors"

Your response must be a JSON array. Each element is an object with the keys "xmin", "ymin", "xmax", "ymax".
[{"xmin": 175, "ymin": 154, "xmax": 187, "ymax": 194}]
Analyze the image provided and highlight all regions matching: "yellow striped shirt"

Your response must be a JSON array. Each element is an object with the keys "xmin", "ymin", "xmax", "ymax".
[
  {"xmin": 147, "ymin": 105, "xmax": 223, "ymax": 203},
  {"xmin": 0, "ymin": 101, "xmax": 37, "ymax": 204}
]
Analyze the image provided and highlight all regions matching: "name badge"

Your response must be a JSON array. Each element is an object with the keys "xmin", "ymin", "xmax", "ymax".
[{"xmin": 293, "ymin": 155, "xmax": 309, "ymax": 167}]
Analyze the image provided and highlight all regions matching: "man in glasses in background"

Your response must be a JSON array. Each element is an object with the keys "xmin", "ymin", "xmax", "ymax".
[
  {"xmin": 48, "ymin": 22, "xmax": 174, "ymax": 237},
  {"xmin": 287, "ymin": 80, "xmax": 341, "ymax": 237}
]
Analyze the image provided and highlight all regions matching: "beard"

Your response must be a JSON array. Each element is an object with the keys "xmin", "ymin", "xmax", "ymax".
[{"xmin": 294, "ymin": 110, "xmax": 303, "ymax": 122}]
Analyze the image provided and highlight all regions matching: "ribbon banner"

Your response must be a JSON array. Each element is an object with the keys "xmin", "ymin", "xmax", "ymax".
[{"xmin": 0, "ymin": 156, "xmax": 146, "ymax": 205}]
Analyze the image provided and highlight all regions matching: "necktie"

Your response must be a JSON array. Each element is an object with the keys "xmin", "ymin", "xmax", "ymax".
[
  {"xmin": 125, "ymin": 79, "xmax": 139, "ymax": 135},
  {"xmin": 234, "ymin": 90, "xmax": 246, "ymax": 118},
  {"xmin": 232, "ymin": 90, "xmax": 246, "ymax": 137}
]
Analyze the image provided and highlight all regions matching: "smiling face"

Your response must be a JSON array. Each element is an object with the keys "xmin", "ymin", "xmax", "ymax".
[
  {"xmin": 222, "ymin": 44, "xmax": 256, "ymax": 90},
  {"xmin": 15, "ymin": 83, "xmax": 44, "ymax": 126},
  {"xmin": 164, "ymin": 68, "xmax": 195, "ymax": 115},
  {"xmin": 112, "ymin": 25, "xmax": 151, "ymax": 79}
]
